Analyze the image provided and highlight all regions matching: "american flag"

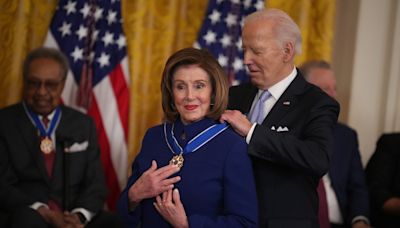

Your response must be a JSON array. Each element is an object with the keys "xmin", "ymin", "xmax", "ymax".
[
  {"xmin": 195, "ymin": 0, "xmax": 264, "ymax": 85},
  {"xmin": 44, "ymin": 0, "xmax": 129, "ymax": 210}
]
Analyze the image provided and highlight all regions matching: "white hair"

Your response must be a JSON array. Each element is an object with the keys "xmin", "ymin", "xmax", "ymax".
[{"xmin": 244, "ymin": 8, "xmax": 302, "ymax": 55}]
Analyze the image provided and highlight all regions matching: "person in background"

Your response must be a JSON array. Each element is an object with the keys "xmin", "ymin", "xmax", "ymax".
[
  {"xmin": 300, "ymin": 60, "xmax": 370, "ymax": 228},
  {"xmin": 117, "ymin": 47, "xmax": 258, "ymax": 228},
  {"xmin": 0, "ymin": 47, "xmax": 122, "ymax": 228},
  {"xmin": 220, "ymin": 8, "xmax": 340, "ymax": 228},
  {"xmin": 366, "ymin": 133, "xmax": 400, "ymax": 228}
]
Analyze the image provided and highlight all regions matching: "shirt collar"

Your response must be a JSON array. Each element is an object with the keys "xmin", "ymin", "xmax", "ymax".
[
  {"xmin": 258, "ymin": 66, "xmax": 297, "ymax": 100},
  {"xmin": 174, "ymin": 118, "xmax": 217, "ymax": 145}
]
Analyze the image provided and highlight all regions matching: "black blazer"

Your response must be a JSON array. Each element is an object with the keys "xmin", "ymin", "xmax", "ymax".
[
  {"xmin": 366, "ymin": 133, "xmax": 400, "ymax": 228},
  {"xmin": 0, "ymin": 103, "xmax": 107, "ymax": 215},
  {"xmin": 329, "ymin": 123, "xmax": 369, "ymax": 225},
  {"xmin": 228, "ymin": 72, "xmax": 340, "ymax": 228}
]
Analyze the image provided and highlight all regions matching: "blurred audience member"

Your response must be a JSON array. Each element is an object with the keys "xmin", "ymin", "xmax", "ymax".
[
  {"xmin": 301, "ymin": 60, "xmax": 370, "ymax": 228},
  {"xmin": 366, "ymin": 133, "xmax": 400, "ymax": 228}
]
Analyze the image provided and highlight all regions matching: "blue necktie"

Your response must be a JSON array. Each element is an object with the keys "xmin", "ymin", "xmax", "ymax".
[{"xmin": 249, "ymin": 90, "xmax": 271, "ymax": 124}]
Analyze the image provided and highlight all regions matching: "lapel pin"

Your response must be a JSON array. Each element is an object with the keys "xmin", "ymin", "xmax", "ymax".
[{"xmin": 283, "ymin": 101, "xmax": 290, "ymax": 105}]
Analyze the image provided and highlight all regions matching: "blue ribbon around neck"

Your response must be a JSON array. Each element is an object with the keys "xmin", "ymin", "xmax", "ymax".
[
  {"xmin": 164, "ymin": 122, "xmax": 229, "ymax": 156},
  {"xmin": 24, "ymin": 105, "xmax": 61, "ymax": 138}
]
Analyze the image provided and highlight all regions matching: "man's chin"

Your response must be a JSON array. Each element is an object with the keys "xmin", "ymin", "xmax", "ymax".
[{"xmin": 31, "ymin": 106, "xmax": 54, "ymax": 116}]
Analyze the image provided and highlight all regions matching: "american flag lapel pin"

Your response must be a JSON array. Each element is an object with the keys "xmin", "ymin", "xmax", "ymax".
[{"xmin": 283, "ymin": 101, "xmax": 290, "ymax": 106}]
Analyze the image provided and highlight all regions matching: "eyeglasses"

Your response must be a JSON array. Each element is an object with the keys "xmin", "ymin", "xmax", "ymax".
[{"xmin": 25, "ymin": 78, "xmax": 65, "ymax": 91}]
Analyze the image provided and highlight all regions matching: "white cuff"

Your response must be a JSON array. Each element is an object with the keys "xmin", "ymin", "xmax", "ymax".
[
  {"xmin": 30, "ymin": 202, "xmax": 48, "ymax": 210},
  {"xmin": 351, "ymin": 215, "xmax": 370, "ymax": 225},
  {"xmin": 246, "ymin": 123, "xmax": 257, "ymax": 144},
  {"xmin": 71, "ymin": 208, "xmax": 94, "ymax": 224}
]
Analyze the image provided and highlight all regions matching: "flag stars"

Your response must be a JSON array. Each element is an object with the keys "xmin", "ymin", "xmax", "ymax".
[
  {"xmin": 208, "ymin": 10, "xmax": 221, "ymax": 24},
  {"xmin": 233, "ymin": 58, "xmax": 244, "ymax": 72},
  {"xmin": 71, "ymin": 47, "xmax": 83, "ymax": 62},
  {"xmin": 92, "ymin": 30, "xmax": 100, "ymax": 42},
  {"xmin": 220, "ymin": 34, "xmax": 232, "ymax": 48},
  {"xmin": 58, "ymin": 22, "xmax": 72, "ymax": 37},
  {"xmin": 102, "ymin": 31, "xmax": 114, "ymax": 47},
  {"xmin": 94, "ymin": 7, "xmax": 104, "ymax": 21},
  {"xmin": 203, "ymin": 30, "xmax": 216, "ymax": 45},
  {"xmin": 107, "ymin": 10, "xmax": 117, "ymax": 25},
  {"xmin": 225, "ymin": 13, "xmax": 237, "ymax": 27},
  {"xmin": 64, "ymin": 0, "xmax": 77, "ymax": 15},
  {"xmin": 218, "ymin": 54, "xmax": 228, "ymax": 67},
  {"xmin": 80, "ymin": 3, "xmax": 91, "ymax": 18},
  {"xmin": 243, "ymin": 0, "xmax": 252, "ymax": 9},
  {"xmin": 116, "ymin": 34, "xmax": 126, "ymax": 49},
  {"xmin": 76, "ymin": 25, "xmax": 87, "ymax": 40},
  {"xmin": 255, "ymin": 1, "xmax": 264, "ymax": 10},
  {"xmin": 236, "ymin": 38, "xmax": 242, "ymax": 51},
  {"xmin": 97, "ymin": 52, "xmax": 110, "ymax": 67}
]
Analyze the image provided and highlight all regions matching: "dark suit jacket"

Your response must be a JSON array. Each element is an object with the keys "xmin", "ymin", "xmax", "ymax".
[
  {"xmin": 0, "ymin": 103, "xmax": 107, "ymax": 216},
  {"xmin": 329, "ymin": 123, "xmax": 369, "ymax": 225},
  {"xmin": 366, "ymin": 133, "xmax": 400, "ymax": 228},
  {"xmin": 228, "ymin": 72, "xmax": 339, "ymax": 228}
]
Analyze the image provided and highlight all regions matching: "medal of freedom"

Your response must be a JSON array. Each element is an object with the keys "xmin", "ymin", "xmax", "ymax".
[
  {"xmin": 169, "ymin": 153, "xmax": 184, "ymax": 168},
  {"xmin": 40, "ymin": 137, "xmax": 53, "ymax": 154}
]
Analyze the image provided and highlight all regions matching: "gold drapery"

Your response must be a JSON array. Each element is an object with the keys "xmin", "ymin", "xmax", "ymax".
[{"xmin": 0, "ymin": 0, "xmax": 335, "ymax": 167}]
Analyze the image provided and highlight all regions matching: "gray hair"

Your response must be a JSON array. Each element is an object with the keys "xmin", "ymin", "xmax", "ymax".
[
  {"xmin": 245, "ymin": 8, "xmax": 302, "ymax": 55},
  {"xmin": 23, "ymin": 47, "xmax": 69, "ymax": 79},
  {"xmin": 299, "ymin": 60, "xmax": 331, "ymax": 79}
]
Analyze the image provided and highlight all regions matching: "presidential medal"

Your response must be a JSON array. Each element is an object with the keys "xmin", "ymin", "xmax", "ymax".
[
  {"xmin": 170, "ymin": 153, "xmax": 184, "ymax": 168},
  {"xmin": 40, "ymin": 137, "xmax": 53, "ymax": 154}
]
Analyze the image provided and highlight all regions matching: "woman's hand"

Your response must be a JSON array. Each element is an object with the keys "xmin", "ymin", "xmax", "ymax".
[
  {"xmin": 128, "ymin": 160, "xmax": 181, "ymax": 205},
  {"xmin": 154, "ymin": 189, "xmax": 188, "ymax": 228}
]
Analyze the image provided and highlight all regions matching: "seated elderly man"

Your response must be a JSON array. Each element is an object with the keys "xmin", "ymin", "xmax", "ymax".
[{"xmin": 0, "ymin": 47, "xmax": 122, "ymax": 228}]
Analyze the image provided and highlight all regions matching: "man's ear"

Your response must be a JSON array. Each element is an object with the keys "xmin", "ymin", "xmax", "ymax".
[{"xmin": 282, "ymin": 41, "xmax": 295, "ymax": 62}]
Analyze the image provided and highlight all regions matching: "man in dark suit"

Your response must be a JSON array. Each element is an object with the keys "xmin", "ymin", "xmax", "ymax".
[
  {"xmin": 366, "ymin": 133, "xmax": 400, "ymax": 228},
  {"xmin": 0, "ymin": 47, "xmax": 121, "ymax": 227},
  {"xmin": 220, "ymin": 9, "xmax": 340, "ymax": 228},
  {"xmin": 300, "ymin": 60, "xmax": 370, "ymax": 228}
]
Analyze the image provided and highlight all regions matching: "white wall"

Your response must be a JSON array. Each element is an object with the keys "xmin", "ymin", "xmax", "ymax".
[{"xmin": 335, "ymin": 0, "xmax": 400, "ymax": 165}]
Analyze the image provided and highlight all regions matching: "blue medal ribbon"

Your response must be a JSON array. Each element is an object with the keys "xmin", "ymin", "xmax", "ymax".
[
  {"xmin": 23, "ymin": 103, "xmax": 62, "ymax": 138},
  {"xmin": 164, "ymin": 121, "xmax": 229, "ymax": 156}
]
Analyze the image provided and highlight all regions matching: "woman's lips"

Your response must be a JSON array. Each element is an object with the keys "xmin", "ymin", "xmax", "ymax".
[{"xmin": 184, "ymin": 105, "xmax": 198, "ymax": 110}]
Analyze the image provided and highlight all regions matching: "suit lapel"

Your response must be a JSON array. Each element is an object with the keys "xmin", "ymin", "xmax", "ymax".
[
  {"xmin": 264, "ymin": 74, "xmax": 309, "ymax": 126},
  {"xmin": 15, "ymin": 103, "xmax": 51, "ymax": 183},
  {"xmin": 53, "ymin": 106, "xmax": 67, "ymax": 183},
  {"xmin": 230, "ymin": 83, "xmax": 258, "ymax": 114}
]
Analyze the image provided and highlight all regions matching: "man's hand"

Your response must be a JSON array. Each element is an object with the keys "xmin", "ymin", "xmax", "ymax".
[
  {"xmin": 220, "ymin": 110, "xmax": 253, "ymax": 137},
  {"xmin": 63, "ymin": 211, "xmax": 85, "ymax": 228},
  {"xmin": 352, "ymin": 220, "xmax": 370, "ymax": 228},
  {"xmin": 37, "ymin": 206, "xmax": 66, "ymax": 227},
  {"xmin": 154, "ymin": 188, "xmax": 188, "ymax": 228},
  {"xmin": 128, "ymin": 160, "xmax": 181, "ymax": 206}
]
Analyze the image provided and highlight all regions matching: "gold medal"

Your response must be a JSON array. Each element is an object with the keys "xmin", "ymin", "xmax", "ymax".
[
  {"xmin": 40, "ymin": 137, "xmax": 53, "ymax": 154},
  {"xmin": 169, "ymin": 153, "xmax": 184, "ymax": 168}
]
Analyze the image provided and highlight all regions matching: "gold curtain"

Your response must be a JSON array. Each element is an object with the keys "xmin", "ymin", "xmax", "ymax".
[
  {"xmin": 268, "ymin": 0, "xmax": 336, "ymax": 64},
  {"xmin": 0, "ymin": 0, "xmax": 335, "ymax": 166}
]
